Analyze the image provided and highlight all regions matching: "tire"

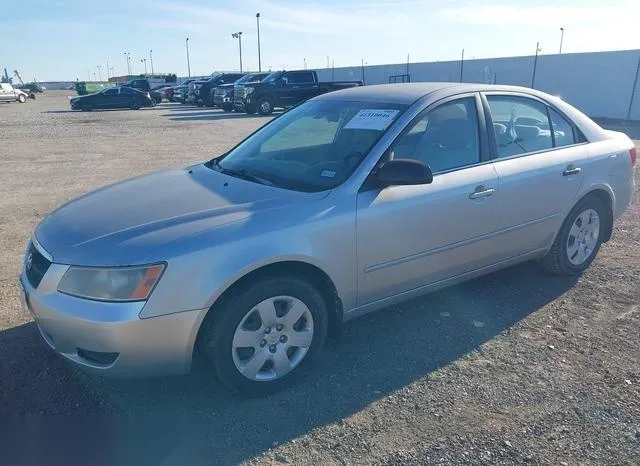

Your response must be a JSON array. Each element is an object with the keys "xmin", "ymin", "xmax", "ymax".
[
  {"xmin": 257, "ymin": 98, "xmax": 274, "ymax": 116},
  {"xmin": 198, "ymin": 276, "xmax": 328, "ymax": 396},
  {"xmin": 221, "ymin": 103, "xmax": 233, "ymax": 112},
  {"xmin": 541, "ymin": 195, "xmax": 607, "ymax": 275},
  {"xmin": 130, "ymin": 100, "xmax": 141, "ymax": 110},
  {"xmin": 17, "ymin": 94, "xmax": 26, "ymax": 103}
]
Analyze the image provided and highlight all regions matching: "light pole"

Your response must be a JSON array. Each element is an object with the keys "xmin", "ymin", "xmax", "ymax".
[
  {"xmin": 232, "ymin": 32, "xmax": 243, "ymax": 72},
  {"xmin": 256, "ymin": 13, "xmax": 262, "ymax": 72},
  {"xmin": 124, "ymin": 52, "xmax": 131, "ymax": 75},
  {"xmin": 141, "ymin": 58, "xmax": 148, "ymax": 75},
  {"xmin": 97, "ymin": 65, "xmax": 102, "ymax": 81},
  {"xmin": 150, "ymin": 49, "xmax": 154, "ymax": 75},
  {"xmin": 559, "ymin": 27, "xmax": 565, "ymax": 54},
  {"xmin": 106, "ymin": 60, "xmax": 110, "ymax": 79},
  {"xmin": 303, "ymin": 58, "xmax": 307, "ymax": 70},
  {"xmin": 185, "ymin": 38, "xmax": 191, "ymax": 77}
]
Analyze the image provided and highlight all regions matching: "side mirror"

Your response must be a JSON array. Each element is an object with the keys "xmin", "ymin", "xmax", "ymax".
[{"xmin": 376, "ymin": 159, "xmax": 433, "ymax": 187}]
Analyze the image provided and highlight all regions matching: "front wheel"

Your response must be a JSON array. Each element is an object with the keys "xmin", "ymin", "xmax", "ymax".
[
  {"xmin": 17, "ymin": 94, "xmax": 26, "ymax": 103},
  {"xmin": 541, "ymin": 196, "xmax": 607, "ymax": 275},
  {"xmin": 130, "ymin": 100, "xmax": 141, "ymax": 110},
  {"xmin": 257, "ymin": 98, "xmax": 274, "ymax": 116},
  {"xmin": 198, "ymin": 276, "xmax": 328, "ymax": 396}
]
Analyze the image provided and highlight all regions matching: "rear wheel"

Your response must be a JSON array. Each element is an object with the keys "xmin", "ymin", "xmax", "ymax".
[
  {"xmin": 257, "ymin": 98, "xmax": 274, "ymax": 116},
  {"xmin": 541, "ymin": 195, "xmax": 606, "ymax": 275},
  {"xmin": 198, "ymin": 276, "xmax": 328, "ymax": 396}
]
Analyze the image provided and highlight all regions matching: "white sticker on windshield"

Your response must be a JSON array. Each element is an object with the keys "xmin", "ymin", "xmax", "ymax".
[
  {"xmin": 343, "ymin": 109, "xmax": 400, "ymax": 131},
  {"xmin": 320, "ymin": 169, "xmax": 336, "ymax": 178}
]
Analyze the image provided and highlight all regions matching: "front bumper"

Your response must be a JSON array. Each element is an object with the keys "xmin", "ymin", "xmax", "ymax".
[{"xmin": 19, "ymin": 262, "xmax": 207, "ymax": 377}]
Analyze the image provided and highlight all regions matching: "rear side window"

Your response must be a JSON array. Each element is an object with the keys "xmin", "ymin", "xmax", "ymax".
[
  {"xmin": 288, "ymin": 72, "xmax": 315, "ymax": 84},
  {"xmin": 548, "ymin": 107, "xmax": 576, "ymax": 147},
  {"xmin": 120, "ymin": 87, "xmax": 136, "ymax": 94},
  {"xmin": 487, "ymin": 96, "xmax": 553, "ymax": 157}
]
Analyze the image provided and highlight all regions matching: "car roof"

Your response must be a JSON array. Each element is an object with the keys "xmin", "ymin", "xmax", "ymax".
[{"xmin": 315, "ymin": 82, "xmax": 551, "ymax": 105}]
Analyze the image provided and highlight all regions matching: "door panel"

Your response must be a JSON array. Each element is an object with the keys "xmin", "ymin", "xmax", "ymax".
[
  {"xmin": 491, "ymin": 145, "xmax": 586, "ymax": 256},
  {"xmin": 356, "ymin": 164, "xmax": 500, "ymax": 305}
]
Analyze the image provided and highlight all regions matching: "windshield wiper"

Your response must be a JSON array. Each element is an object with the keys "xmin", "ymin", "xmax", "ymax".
[{"xmin": 208, "ymin": 159, "xmax": 274, "ymax": 186}]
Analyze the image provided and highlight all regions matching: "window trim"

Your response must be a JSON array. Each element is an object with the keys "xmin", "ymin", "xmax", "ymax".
[
  {"xmin": 374, "ymin": 92, "xmax": 490, "ymax": 174},
  {"xmin": 481, "ymin": 91, "xmax": 589, "ymax": 162}
]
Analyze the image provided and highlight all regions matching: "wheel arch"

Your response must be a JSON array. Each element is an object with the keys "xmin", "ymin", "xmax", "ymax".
[
  {"xmin": 196, "ymin": 260, "xmax": 344, "ymax": 347},
  {"xmin": 575, "ymin": 186, "xmax": 615, "ymax": 242}
]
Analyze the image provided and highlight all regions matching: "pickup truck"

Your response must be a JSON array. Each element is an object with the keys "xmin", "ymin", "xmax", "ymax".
[
  {"xmin": 123, "ymin": 79, "xmax": 163, "ymax": 105},
  {"xmin": 213, "ymin": 72, "xmax": 269, "ymax": 111},
  {"xmin": 187, "ymin": 73, "xmax": 245, "ymax": 107},
  {"xmin": 240, "ymin": 70, "xmax": 363, "ymax": 115}
]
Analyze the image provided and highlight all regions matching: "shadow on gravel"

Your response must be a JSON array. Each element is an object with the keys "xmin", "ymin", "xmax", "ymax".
[{"xmin": 0, "ymin": 262, "xmax": 578, "ymax": 465}]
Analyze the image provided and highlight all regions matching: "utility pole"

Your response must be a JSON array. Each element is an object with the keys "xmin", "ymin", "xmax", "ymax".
[
  {"xmin": 232, "ymin": 32, "xmax": 243, "ymax": 72},
  {"xmin": 361, "ymin": 58, "xmax": 365, "ymax": 84},
  {"xmin": 559, "ymin": 27, "xmax": 565, "ymax": 54},
  {"xmin": 97, "ymin": 65, "xmax": 102, "ymax": 81},
  {"xmin": 106, "ymin": 60, "xmax": 110, "ymax": 79},
  {"xmin": 185, "ymin": 38, "xmax": 191, "ymax": 77},
  {"xmin": 141, "ymin": 59, "xmax": 147, "ymax": 75},
  {"xmin": 531, "ymin": 42, "xmax": 541, "ymax": 88},
  {"xmin": 150, "ymin": 49, "xmax": 154, "ymax": 75},
  {"xmin": 460, "ymin": 49, "xmax": 465, "ymax": 82},
  {"xmin": 327, "ymin": 56, "xmax": 329, "ymax": 68},
  {"xmin": 304, "ymin": 58, "xmax": 307, "ymax": 70},
  {"xmin": 256, "ymin": 13, "xmax": 262, "ymax": 72}
]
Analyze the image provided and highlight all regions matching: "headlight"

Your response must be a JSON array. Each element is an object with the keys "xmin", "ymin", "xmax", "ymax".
[
  {"xmin": 58, "ymin": 264, "xmax": 165, "ymax": 302},
  {"xmin": 245, "ymin": 86, "xmax": 254, "ymax": 94}
]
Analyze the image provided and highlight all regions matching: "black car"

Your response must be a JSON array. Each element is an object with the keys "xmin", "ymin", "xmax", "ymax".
[
  {"xmin": 18, "ymin": 83, "xmax": 45, "ymax": 93},
  {"xmin": 213, "ymin": 73, "xmax": 269, "ymax": 111},
  {"xmin": 70, "ymin": 87, "xmax": 154, "ymax": 111}
]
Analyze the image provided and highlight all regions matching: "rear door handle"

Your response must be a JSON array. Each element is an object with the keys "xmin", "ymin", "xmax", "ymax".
[
  {"xmin": 563, "ymin": 165, "xmax": 581, "ymax": 176},
  {"xmin": 469, "ymin": 186, "xmax": 496, "ymax": 199}
]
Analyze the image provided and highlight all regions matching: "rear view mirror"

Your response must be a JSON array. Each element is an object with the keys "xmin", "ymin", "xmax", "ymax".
[{"xmin": 376, "ymin": 159, "xmax": 433, "ymax": 187}]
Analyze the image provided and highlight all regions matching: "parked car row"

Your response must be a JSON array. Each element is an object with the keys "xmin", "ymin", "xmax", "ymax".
[{"xmin": 175, "ymin": 70, "xmax": 363, "ymax": 115}]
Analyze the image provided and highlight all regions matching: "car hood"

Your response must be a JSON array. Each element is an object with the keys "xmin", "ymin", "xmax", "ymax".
[{"xmin": 35, "ymin": 164, "xmax": 327, "ymax": 266}]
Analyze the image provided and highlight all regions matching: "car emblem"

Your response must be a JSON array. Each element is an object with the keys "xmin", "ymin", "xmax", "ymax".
[{"xmin": 26, "ymin": 253, "xmax": 33, "ymax": 271}]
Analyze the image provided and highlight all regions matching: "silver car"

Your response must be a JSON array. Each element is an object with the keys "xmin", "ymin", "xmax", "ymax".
[{"xmin": 19, "ymin": 83, "xmax": 636, "ymax": 395}]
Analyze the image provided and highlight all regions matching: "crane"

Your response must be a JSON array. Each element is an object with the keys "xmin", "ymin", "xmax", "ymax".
[{"xmin": 13, "ymin": 70, "xmax": 24, "ymax": 85}]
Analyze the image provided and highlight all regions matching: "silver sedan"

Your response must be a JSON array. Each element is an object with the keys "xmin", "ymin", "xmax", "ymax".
[{"xmin": 19, "ymin": 83, "xmax": 636, "ymax": 395}]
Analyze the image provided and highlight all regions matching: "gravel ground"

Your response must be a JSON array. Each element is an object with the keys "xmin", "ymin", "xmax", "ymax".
[{"xmin": 0, "ymin": 92, "xmax": 638, "ymax": 466}]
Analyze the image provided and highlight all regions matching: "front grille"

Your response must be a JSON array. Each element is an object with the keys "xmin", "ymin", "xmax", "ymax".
[{"xmin": 25, "ymin": 242, "xmax": 51, "ymax": 289}]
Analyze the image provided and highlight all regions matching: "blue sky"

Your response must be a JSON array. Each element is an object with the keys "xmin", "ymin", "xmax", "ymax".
[{"xmin": 2, "ymin": 0, "xmax": 639, "ymax": 81}]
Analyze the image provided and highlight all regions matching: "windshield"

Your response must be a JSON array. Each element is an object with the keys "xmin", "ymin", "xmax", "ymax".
[
  {"xmin": 210, "ymin": 100, "xmax": 407, "ymax": 192},
  {"xmin": 235, "ymin": 74, "xmax": 257, "ymax": 84},
  {"xmin": 263, "ymin": 72, "xmax": 284, "ymax": 83}
]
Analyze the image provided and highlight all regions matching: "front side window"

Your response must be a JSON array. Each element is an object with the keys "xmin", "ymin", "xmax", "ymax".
[
  {"xmin": 487, "ymin": 95, "xmax": 553, "ymax": 157},
  {"xmin": 120, "ymin": 87, "xmax": 136, "ymax": 94},
  {"xmin": 390, "ymin": 97, "xmax": 480, "ymax": 173},
  {"xmin": 103, "ymin": 88, "xmax": 118, "ymax": 96},
  {"xmin": 212, "ymin": 100, "xmax": 407, "ymax": 191}
]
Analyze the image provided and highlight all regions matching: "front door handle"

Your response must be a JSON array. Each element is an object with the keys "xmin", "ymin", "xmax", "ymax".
[
  {"xmin": 563, "ymin": 165, "xmax": 581, "ymax": 176},
  {"xmin": 469, "ymin": 186, "xmax": 496, "ymax": 199}
]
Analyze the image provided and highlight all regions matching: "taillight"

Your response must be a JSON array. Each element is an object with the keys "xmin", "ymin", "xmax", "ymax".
[{"xmin": 630, "ymin": 147, "xmax": 637, "ymax": 167}]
